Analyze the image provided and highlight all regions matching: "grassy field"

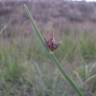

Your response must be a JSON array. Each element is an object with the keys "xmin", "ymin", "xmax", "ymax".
[
  {"xmin": 0, "ymin": 18, "xmax": 96, "ymax": 96},
  {"xmin": 0, "ymin": 1, "xmax": 96, "ymax": 96}
]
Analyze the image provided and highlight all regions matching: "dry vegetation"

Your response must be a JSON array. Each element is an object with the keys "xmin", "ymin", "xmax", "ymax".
[{"xmin": 0, "ymin": 0, "xmax": 96, "ymax": 96}]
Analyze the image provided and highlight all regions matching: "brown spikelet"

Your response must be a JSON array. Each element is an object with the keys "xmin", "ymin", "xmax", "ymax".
[{"xmin": 45, "ymin": 32, "xmax": 59, "ymax": 51}]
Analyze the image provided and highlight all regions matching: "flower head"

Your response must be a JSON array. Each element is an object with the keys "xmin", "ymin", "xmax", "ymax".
[{"xmin": 45, "ymin": 32, "xmax": 59, "ymax": 51}]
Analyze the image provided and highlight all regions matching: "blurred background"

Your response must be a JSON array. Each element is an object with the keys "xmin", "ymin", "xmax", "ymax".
[{"xmin": 0, "ymin": 0, "xmax": 96, "ymax": 96}]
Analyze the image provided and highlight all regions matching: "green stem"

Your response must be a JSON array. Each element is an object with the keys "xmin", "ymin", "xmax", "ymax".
[
  {"xmin": 24, "ymin": 4, "xmax": 84, "ymax": 96},
  {"xmin": 48, "ymin": 53, "xmax": 83, "ymax": 96}
]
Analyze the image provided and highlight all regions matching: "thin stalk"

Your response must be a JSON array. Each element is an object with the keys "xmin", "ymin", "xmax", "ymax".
[
  {"xmin": 0, "ymin": 24, "xmax": 8, "ymax": 35},
  {"xmin": 85, "ymin": 74, "xmax": 96, "ymax": 83},
  {"xmin": 24, "ymin": 4, "xmax": 84, "ymax": 96},
  {"xmin": 33, "ymin": 62, "xmax": 48, "ymax": 93},
  {"xmin": 51, "ymin": 68, "xmax": 59, "ymax": 96},
  {"xmin": 24, "ymin": 5, "xmax": 45, "ymax": 47}
]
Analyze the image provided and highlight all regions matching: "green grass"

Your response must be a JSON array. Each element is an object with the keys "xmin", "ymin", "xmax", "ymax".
[
  {"xmin": 80, "ymin": 34, "xmax": 96, "ymax": 62},
  {"xmin": 24, "ymin": 4, "xmax": 84, "ymax": 96},
  {"xmin": 0, "ymin": 29, "xmax": 96, "ymax": 96},
  {"xmin": 0, "ymin": 5, "xmax": 96, "ymax": 96}
]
